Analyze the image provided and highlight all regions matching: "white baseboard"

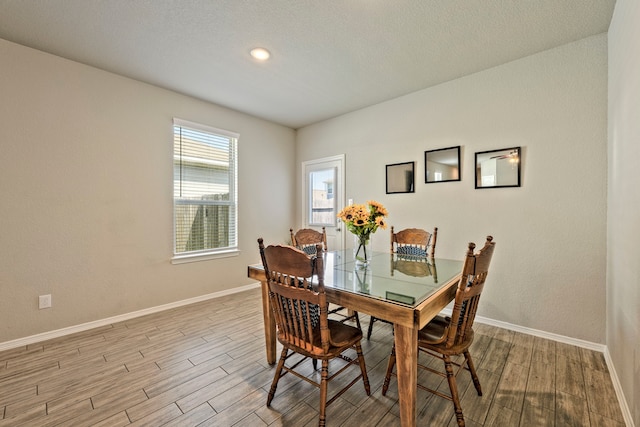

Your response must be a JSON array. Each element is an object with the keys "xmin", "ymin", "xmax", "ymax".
[
  {"xmin": 471, "ymin": 312, "xmax": 606, "ymax": 352},
  {"xmin": 0, "ymin": 283, "xmax": 260, "ymax": 352},
  {"xmin": 603, "ymin": 347, "xmax": 636, "ymax": 427}
]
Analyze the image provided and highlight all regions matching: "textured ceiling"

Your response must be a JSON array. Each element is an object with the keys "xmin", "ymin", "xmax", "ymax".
[{"xmin": 0, "ymin": 0, "xmax": 616, "ymax": 129}]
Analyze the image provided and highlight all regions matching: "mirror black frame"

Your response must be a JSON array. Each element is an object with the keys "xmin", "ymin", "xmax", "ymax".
[
  {"xmin": 424, "ymin": 146, "xmax": 461, "ymax": 184},
  {"xmin": 386, "ymin": 161, "xmax": 415, "ymax": 194},
  {"xmin": 474, "ymin": 147, "xmax": 521, "ymax": 189}
]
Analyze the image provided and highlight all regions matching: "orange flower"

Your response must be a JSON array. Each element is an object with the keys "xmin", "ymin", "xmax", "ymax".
[
  {"xmin": 375, "ymin": 216, "xmax": 387, "ymax": 229},
  {"xmin": 337, "ymin": 200, "xmax": 388, "ymax": 238}
]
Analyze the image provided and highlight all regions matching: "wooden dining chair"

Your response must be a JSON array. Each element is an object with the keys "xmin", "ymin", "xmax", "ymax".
[
  {"xmin": 258, "ymin": 239, "xmax": 370, "ymax": 427},
  {"xmin": 290, "ymin": 227, "xmax": 327, "ymax": 255},
  {"xmin": 382, "ymin": 236, "xmax": 496, "ymax": 427},
  {"xmin": 390, "ymin": 226, "xmax": 437, "ymax": 257},
  {"xmin": 367, "ymin": 226, "xmax": 438, "ymax": 340},
  {"xmin": 291, "ymin": 227, "xmax": 362, "ymax": 330}
]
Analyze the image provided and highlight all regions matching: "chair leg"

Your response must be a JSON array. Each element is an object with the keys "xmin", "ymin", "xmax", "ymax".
[
  {"xmin": 355, "ymin": 342, "xmax": 371, "ymax": 395},
  {"xmin": 319, "ymin": 359, "xmax": 329, "ymax": 427},
  {"xmin": 464, "ymin": 350, "xmax": 482, "ymax": 396},
  {"xmin": 267, "ymin": 347, "xmax": 288, "ymax": 406},
  {"xmin": 443, "ymin": 355, "xmax": 465, "ymax": 427},
  {"xmin": 381, "ymin": 344, "xmax": 396, "ymax": 396},
  {"xmin": 353, "ymin": 312, "xmax": 362, "ymax": 330},
  {"xmin": 366, "ymin": 317, "xmax": 376, "ymax": 340},
  {"xmin": 312, "ymin": 358, "xmax": 318, "ymax": 370}
]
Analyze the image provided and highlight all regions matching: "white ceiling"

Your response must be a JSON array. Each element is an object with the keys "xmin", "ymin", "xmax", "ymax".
[{"xmin": 0, "ymin": 0, "xmax": 616, "ymax": 129}]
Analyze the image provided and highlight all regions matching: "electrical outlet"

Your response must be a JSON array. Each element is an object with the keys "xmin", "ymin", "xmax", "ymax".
[{"xmin": 39, "ymin": 294, "xmax": 52, "ymax": 309}]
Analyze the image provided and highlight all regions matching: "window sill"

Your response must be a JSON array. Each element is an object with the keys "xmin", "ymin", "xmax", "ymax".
[{"xmin": 171, "ymin": 249, "xmax": 240, "ymax": 265}]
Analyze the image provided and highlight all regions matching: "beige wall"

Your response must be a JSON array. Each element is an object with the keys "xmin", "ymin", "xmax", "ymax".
[
  {"xmin": 608, "ymin": 0, "xmax": 640, "ymax": 424},
  {"xmin": 297, "ymin": 35, "xmax": 608, "ymax": 343},
  {"xmin": 0, "ymin": 39, "xmax": 296, "ymax": 343}
]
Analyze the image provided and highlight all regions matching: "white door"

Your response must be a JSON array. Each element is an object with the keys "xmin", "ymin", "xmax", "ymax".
[{"xmin": 302, "ymin": 155, "xmax": 345, "ymax": 251}]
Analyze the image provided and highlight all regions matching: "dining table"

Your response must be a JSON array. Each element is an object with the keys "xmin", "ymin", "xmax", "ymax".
[{"xmin": 247, "ymin": 249, "xmax": 463, "ymax": 427}]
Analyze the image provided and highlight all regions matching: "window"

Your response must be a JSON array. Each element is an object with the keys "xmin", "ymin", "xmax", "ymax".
[{"xmin": 173, "ymin": 119, "xmax": 238, "ymax": 261}]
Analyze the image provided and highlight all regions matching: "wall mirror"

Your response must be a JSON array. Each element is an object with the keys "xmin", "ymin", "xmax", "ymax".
[
  {"xmin": 475, "ymin": 147, "xmax": 521, "ymax": 189},
  {"xmin": 386, "ymin": 161, "xmax": 415, "ymax": 194},
  {"xmin": 425, "ymin": 146, "xmax": 461, "ymax": 183}
]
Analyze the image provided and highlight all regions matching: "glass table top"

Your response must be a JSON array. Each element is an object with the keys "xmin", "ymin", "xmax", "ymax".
[{"xmin": 321, "ymin": 250, "xmax": 463, "ymax": 308}]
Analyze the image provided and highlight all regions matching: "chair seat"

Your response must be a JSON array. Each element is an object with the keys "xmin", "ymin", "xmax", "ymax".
[
  {"xmin": 326, "ymin": 319, "xmax": 363, "ymax": 348},
  {"xmin": 418, "ymin": 315, "xmax": 475, "ymax": 356},
  {"xmin": 278, "ymin": 319, "xmax": 363, "ymax": 358},
  {"xmin": 418, "ymin": 314, "xmax": 449, "ymax": 341}
]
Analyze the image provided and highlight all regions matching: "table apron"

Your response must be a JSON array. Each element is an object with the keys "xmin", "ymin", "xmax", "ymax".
[{"xmin": 415, "ymin": 277, "xmax": 459, "ymax": 329}]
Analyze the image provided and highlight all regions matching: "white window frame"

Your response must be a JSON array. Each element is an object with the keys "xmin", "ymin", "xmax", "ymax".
[{"xmin": 172, "ymin": 118, "xmax": 239, "ymax": 264}]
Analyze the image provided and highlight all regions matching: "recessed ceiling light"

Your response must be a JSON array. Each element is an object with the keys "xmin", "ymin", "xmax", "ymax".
[{"xmin": 250, "ymin": 47, "xmax": 270, "ymax": 61}]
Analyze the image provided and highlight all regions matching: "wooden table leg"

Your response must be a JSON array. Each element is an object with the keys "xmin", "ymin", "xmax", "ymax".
[
  {"xmin": 394, "ymin": 324, "xmax": 418, "ymax": 427},
  {"xmin": 260, "ymin": 279, "xmax": 276, "ymax": 365}
]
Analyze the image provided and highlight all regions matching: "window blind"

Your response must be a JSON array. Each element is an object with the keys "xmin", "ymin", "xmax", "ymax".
[{"xmin": 173, "ymin": 119, "xmax": 238, "ymax": 256}]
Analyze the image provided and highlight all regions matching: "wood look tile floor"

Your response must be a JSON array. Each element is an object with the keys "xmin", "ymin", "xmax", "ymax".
[{"xmin": 0, "ymin": 288, "xmax": 626, "ymax": 426}]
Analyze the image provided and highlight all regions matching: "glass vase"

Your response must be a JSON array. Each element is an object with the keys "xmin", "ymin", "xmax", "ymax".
[
  {"xmin": 354, "ymin": 266, "xmax": 372, "ymax": 293},
  {"xmin": 353, "ymin": 234, "xmax": 371, "ymax": 268}
]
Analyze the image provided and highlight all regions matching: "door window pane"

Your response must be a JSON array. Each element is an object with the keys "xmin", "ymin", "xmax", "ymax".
[{"xmin": 309, "ymin": 168, "xmax": 335, "ymax": 226}]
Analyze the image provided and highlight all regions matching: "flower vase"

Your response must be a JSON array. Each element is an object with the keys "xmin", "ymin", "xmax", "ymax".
[
  {"xmin": 354, "ymin": 266, "xmax": 371, "ymax": 293},
  {"xmin": 353, "ymin": 234, "xmax": 371, "ymax": 268}
]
